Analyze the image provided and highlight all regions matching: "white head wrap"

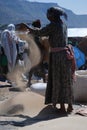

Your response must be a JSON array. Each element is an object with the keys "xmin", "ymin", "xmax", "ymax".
[{"xmin": 7, "ymin": 24, "xmax": 15, "ymax": 31}]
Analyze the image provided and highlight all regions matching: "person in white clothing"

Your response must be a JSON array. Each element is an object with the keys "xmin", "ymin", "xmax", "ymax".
[{"xmin": 1, "ymin": 24, "xmax": 18, "ymax": 72}]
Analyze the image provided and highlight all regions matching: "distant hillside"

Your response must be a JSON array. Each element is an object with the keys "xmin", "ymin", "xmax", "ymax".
[{"xmin": 0, "ymin": 0, "xmax": 87, "ymax": 28}]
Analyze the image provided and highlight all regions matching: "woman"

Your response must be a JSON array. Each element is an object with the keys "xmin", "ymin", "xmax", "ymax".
[{"xmin": 26, "ymin": 7, "xmax": 74, "ymax": 112}]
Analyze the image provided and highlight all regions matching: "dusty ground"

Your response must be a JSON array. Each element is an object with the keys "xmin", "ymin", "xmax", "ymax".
[{"xmin": 0, "ymin": 80, "xmax": 87, "ymax": 130}]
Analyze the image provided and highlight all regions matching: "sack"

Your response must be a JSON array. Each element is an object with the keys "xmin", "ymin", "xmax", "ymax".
[{"xmin": 66, "ymin": 44, "xmax": 76, "ymax": 81}]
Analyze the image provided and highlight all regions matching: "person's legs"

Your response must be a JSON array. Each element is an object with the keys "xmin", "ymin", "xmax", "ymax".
[
  {"xmin": 60, "ymin": 103, "xmax": 66, "ymax": 111},
  {"xmin": 67, "ymin": 103, "xmax": 73, "ymax": 112},
  {"xmin": 52, "ymin": 102, "xmax": 56, "ymax": 108}
]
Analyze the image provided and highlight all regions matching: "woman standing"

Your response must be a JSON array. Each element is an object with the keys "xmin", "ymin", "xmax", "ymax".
[{"xmin": 25, "ymin": 7, "xmax": 75, "ymax": 113}]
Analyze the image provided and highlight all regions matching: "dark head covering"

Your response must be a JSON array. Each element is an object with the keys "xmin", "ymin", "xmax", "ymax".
[
  {"xmin": 47, "ymin": 7, "xmax": 67, "ymax": 21},
  {"xmin": 32, "ymin": 19, "xmax": 41, "ymax": 28}
]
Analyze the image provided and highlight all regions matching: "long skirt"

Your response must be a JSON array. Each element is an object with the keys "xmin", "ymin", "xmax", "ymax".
[{"xmin": 45, "ymin": 52, "xmax": 74, "ymax": 105}]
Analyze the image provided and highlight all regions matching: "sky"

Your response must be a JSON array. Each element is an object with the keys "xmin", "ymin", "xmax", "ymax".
[{"xmin": 28, "ymin": 0, "xmax": 87, "ymax": 15}]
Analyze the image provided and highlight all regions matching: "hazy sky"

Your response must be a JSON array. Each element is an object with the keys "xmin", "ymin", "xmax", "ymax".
[{"xmin": 28, "ymin": 0, "xmax": 87, "ymax": 15}]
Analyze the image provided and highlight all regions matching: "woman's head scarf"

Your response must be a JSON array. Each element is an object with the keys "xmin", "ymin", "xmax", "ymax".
[{"xmin": 47, "ymin": 7, "xmax": 67, "ymax": 21}]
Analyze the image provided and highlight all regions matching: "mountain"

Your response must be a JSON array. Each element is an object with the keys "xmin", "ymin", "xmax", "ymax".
[{"xmin": 0, "ymin": 0, "xmax": 87, "ymax": 28}]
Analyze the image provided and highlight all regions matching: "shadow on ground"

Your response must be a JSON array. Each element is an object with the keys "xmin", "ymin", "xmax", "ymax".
[{"xmin": 0, "ymin": 105, "xmax": 68, "ymax": 127}]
